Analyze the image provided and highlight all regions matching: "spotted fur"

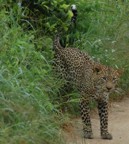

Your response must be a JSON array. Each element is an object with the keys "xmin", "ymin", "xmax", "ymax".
[{"xmin": 53, "ymin": 36, "xmax": 121, "ymax": 139}]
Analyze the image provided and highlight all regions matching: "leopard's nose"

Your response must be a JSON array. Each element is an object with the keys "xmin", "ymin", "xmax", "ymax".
[
  {"xmin": 106, "ymin": 82, "xmax": 113, "ymax": 91},
  {"xmin": 106, "ymin": 87, "xmax": 112, "ymax": 91}
]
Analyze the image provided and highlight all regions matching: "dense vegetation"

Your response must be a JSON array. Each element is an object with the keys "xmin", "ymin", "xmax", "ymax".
[{"xmin": 0, "ymin": 0, "xmax": 129, "ymax": 143}]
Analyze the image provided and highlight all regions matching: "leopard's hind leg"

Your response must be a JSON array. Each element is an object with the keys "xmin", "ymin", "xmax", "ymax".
[{"xmin": 80, "ymin": 98, "xmax": 93, "ymax": 139}]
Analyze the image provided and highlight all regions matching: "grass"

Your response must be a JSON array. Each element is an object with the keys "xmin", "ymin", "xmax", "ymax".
[{"xmin": 0, "ymin": 7, "xmax": 65, "ymax": 144}]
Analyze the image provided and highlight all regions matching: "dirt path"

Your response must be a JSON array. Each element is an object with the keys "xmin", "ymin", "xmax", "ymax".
[{"xmin": 63, "ymin": 98, "xmax": 129, "ymax": 144}]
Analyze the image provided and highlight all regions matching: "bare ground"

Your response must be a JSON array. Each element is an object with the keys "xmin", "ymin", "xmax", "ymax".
[{"xmin": 63, "ymin": 98, "xmax": 129, "ymax": 144}]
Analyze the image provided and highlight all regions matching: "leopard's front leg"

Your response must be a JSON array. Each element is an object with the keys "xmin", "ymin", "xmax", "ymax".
[
  {"xmin": 97, "ymin": 100, "xmax": 112, "ymax": 140},
  {"xmin": 80, "ymin": 98, "xmax": 93, "ymax": 139}
]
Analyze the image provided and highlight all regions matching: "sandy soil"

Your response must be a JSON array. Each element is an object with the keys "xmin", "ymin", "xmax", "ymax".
[{"xmin": 63, "ymin": 98, "xmax": 129, "ymax": 144}]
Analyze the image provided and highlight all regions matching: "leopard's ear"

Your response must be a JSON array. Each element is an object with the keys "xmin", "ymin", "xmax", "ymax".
[
  {"xmin": 93, "ymin": 64, "xmax": 102, "ymax": 74},
  {"xmin": 117, "ymin": 68, "xmax": 124, "ymax": 76}
]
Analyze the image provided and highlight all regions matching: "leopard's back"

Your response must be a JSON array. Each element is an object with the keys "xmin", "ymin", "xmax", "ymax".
[{"xmin": 53, "ymin": 37, "xmax": 94, "ymax": 90}]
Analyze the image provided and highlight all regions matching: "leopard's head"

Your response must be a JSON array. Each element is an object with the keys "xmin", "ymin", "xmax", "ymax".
[{"xmin": 93, "ymin": 64, "xmax": 122, "ymax": 95}]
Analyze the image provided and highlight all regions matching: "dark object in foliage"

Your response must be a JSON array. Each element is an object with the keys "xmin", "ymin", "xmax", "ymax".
[{"xmin": 71, "ymin": 4, "xmax": 77, "ymax": 27}]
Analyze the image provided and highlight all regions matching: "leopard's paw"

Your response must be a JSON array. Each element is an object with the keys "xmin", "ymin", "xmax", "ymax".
[
  {"xmin": 101, "ymin": 132, "xmax": 112, "ymax": 140},
  {"xmin": 84, "ymin": 131, "xmax": 93, "ymax": 139}
]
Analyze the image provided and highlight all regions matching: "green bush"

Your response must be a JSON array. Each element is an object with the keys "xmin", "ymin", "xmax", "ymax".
[{"xmin": 0, "ymin": 5, "xmax": 65, "ymax": 144}]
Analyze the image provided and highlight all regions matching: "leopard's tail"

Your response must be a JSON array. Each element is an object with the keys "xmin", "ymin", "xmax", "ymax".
[{"xmin": 53, "ymin": 35, "xmax": 63, "ymax": 51}]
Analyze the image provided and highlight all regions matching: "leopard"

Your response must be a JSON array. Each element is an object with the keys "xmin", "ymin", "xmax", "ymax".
[{"xmin": 53, "ymin": 36, "xmax": 121, "ymax": 140}]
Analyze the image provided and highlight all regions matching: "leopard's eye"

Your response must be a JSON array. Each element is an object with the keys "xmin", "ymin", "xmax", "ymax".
[
  {"xmin": 102, "ymin": 77, "xmax": 107, "ymax": 80},
  {"xmin": 113, "ymin": 77, "xmax": 117, "ymax": 81}
]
